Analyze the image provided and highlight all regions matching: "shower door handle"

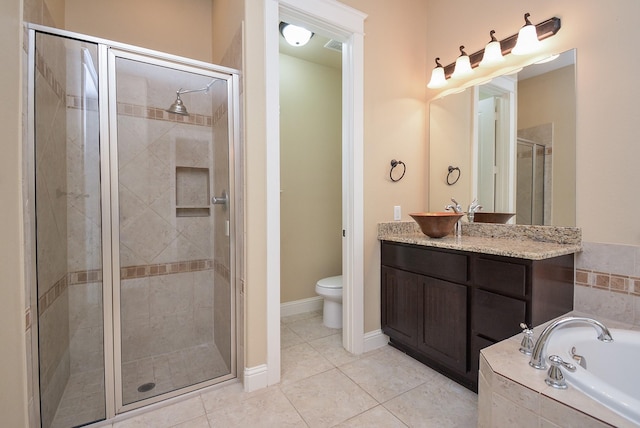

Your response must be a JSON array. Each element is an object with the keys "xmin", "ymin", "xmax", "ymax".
[{"xmin": 212, "ymin": 190, "xmax": 228, "ymax": 207}]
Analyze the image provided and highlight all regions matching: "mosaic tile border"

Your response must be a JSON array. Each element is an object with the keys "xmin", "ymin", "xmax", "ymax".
[
  {"xmin": 38, "ymin": 274, "xmax": 68, "ymax": 317},
  {"xmin": 66, "ymin": 95, "xmax": 229, "ymax": 128},
  {"xmin": 120, "ymin": 259, "xmax": 213, "ymax": 280},
  {"xmin": 576, "ymin": 268, "xmax": 640, "ymax": 296},
  {"xmin": 36, "ymin": 259, "xmax": 230, "ymax": 319},
  {"xmin": 35, "ymin": 49, "xmax": 66, "ymax": 101}
]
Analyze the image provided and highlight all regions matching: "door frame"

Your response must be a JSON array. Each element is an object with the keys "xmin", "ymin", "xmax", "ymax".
[{"xmin": 264, "ymin": 0, "xmax": 366, "ymax": 386}]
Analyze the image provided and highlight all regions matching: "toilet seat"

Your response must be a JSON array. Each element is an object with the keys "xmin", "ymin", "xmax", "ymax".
[{"xmin": 316, "ymin": 275, "xmax": 342, "ymax": 289}]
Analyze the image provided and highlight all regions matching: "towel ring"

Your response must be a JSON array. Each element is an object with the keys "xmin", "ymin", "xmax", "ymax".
[
  {"xmin": 390, "ymin": 159, "xmax": 406, "ymax": 182},
  {"xmin": 446, "ymin": 166, "xmax": 460, "ymax": 185}
]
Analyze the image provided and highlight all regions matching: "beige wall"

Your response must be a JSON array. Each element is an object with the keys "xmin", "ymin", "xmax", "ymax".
[
  {"xmin": 212, "ymin": 0, "xmax": 244, "ymax": 67},
  {"xmin": 428, "ymin": 90, "xmax": 474, "ymax": 211},
  {"xmin": 0, "ymin": 0, "xmax": 29, "ymax": 426},
  {"xmin": 518, "ymin": 65, "xmax": 576, "ymax": 226},
  {"xmin": 279, "ymin": 53, "xmax": 342, "ymax": 303},
  {"xmin": 243, "ymin": 0, "xmax": 268, "ymax": 368},
  {"xmin": 339, "ymin": 0, "xmax": 429, "ymax": 332},
  {"xmin": 64, "ymin": 0, "xmax": 213, "ymax": 62}
]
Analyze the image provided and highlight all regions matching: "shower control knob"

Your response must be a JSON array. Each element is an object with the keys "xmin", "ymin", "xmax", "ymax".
[{"xmin": 212, "ymin": 190, "xmax": 228, "ymax": 208}]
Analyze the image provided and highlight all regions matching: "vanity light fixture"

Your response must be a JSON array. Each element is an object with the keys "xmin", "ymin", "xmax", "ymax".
[
  {"xmin": 279, "ymin": 22, "xmax": 314, "ymax": 47},
  {"xmin": 452, "ymin": 46, "xmax": 473, "ymax": 79},
  {"xmin": 512, "ymin": 13, "xmax": 542, "ymax": 55},
  {"xmin": 427, "ymin": 58, "xmax": 447, "ymax": 89},
  {"xmin": 479, "ymin": 30, "xmax": 505, "ymax": 67},
  {"xmin": 428, "ymin": 13, "xmax": 561, "ymax": 87}
]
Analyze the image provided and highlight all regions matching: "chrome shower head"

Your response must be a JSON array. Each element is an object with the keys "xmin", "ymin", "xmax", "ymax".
[
  {"xmin": 166, "ymin": 79, "xmax": 216, "ymax": 117},
  {"xmin": 166, "ymin": 92, "xmax": 189, "ymax": 116}
]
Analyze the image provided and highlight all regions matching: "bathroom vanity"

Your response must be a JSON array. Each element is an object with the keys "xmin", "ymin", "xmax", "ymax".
[{"xmin": 378, "ymin": 222, "xmax": 581, "ymax": 391}]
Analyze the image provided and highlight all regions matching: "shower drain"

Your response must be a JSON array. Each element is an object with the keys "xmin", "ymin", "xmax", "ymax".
[{"xmin": 137, "ymin": 382, "xmax": 156, "ymax": 393}]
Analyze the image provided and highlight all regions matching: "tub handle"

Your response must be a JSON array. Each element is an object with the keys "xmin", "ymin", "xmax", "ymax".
[
  {"xmin": 519, "ymin": 323, "xmax": 534, "ymax": 355},
  {"xmin": 546, "ymin": 355, "xmax": 576, "ymax": 389}
]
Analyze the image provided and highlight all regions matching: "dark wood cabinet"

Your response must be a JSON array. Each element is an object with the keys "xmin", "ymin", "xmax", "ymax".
[
  {"xmin": 417, "ymin": 276, "xmax": 467, "ymax": 373},
  {"xmin": 381, "ymin": 240, "xmax": 574, "ymax": 391},
  {"xmin": 380, "ymin": 266, "xmax": 419, "ymax": 346}
]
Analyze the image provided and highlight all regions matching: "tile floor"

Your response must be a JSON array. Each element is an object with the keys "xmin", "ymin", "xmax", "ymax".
[{"xmin": 105, "ymin": 311, "xmax": 478, "ymax": 427}]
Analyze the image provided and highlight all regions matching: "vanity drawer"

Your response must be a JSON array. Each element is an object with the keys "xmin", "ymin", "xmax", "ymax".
[
  {"xmin": 381, "ymin": 242, "xmax": 468, "ymax": 283},
  {"xmin": 474, "ymin": 257, "xmax": 527, "ymax": 297},
  {"xmin": 472, "ymin": 289, "xmax": 526, "ymax": 341}
]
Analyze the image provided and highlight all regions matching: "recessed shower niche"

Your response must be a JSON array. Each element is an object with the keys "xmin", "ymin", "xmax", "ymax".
[{"xmin": 176, "ymin": 166, "xmax": 211, "ymax": 217}]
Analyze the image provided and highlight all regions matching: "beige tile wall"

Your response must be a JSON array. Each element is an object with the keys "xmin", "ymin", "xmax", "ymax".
[
  {"xmin": 575, "ymin": 242, "xmax": 640, "ymax": 326},
  {"xmin": 478, "ymin": 352, "xmax": 620, "ymax": 427}
]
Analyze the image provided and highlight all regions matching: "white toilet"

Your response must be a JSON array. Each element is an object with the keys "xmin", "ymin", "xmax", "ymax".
[{"xmin": 315, "ymin": 275, "xmax": 343, "ymax": 328}]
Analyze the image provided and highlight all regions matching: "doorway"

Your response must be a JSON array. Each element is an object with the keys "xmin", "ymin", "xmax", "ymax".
[
  {"xmin": 279, "ymin": 30, "xmax": 343, "ymax": 325},
  {"xmin": 263, "ymin": 1, "xmax": 366, "ymax": 386}
]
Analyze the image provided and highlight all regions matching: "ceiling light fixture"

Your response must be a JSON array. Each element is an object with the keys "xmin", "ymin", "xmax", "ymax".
[{"xmin": 279, "ymin": 22, "xmax": 314, "ymax": 47}]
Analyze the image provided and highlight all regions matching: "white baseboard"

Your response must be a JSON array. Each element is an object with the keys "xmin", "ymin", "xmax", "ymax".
[
  {"xmin": 280, "ymin": 296, "xmax": 323, "ymax": 318},
  {"xmin": 363, "ymin": 329, "xmax": 389, "ymax": 353},
  {"xmin": 243, "ymin": 364, "xmax": 268, "ymax": 392}
]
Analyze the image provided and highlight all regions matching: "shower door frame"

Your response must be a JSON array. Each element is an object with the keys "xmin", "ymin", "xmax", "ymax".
[
  {"xmin": 107, "ymin": 47, "xmax": 239, "ymax": 414},
  {"xmin": 26, "ymin": 24, "xmax": 242, "ymax": 423}
]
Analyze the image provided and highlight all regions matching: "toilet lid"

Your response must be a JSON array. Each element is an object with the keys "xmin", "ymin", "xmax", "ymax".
[{"xmin": 317, "ymin": 275, "xmax": 342, "ymax": 289}]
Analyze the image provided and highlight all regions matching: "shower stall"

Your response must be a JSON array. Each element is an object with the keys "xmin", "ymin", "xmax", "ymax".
[
  {"xmin": 516, "ymin": 138, "xmax": 546, "ymax": 225},
  {"xmin": 27, "ymin": 26, "xmax": 240, "ymax": 427}
]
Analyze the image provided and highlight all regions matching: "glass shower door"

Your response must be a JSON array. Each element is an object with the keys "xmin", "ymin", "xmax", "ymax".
[
  {"xmin": 33, "ymin": 32, "xmax": 105, "ymax": 428},
  {"xmin": 110, "ymin": 53, "xmax": 235, "ymax": 408}
]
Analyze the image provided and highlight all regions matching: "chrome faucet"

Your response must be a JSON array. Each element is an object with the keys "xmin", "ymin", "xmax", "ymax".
[
  {"xmin": 445, "ymin": 198, "xmax": 463, "ymax": 237},
  {"xmin": 529, "ymin": 316, "xmax": 613, "ymax": 370},
  {"xmin": 445, "ymin": 198, "xmax": 462, "ymax": 213},
  {"xmin": 467, "ymin": 199, "xmax": 483, "ymax": 223}
]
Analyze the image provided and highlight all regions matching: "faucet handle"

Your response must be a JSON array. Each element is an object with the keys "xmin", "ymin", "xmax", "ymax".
[
  {"xmin": 519, "ymin": 323, "xmax": 534, "ymax": 355},
  {"xmin": 545, "ymin": 355, "xmax": 576, "ymax": 389}
]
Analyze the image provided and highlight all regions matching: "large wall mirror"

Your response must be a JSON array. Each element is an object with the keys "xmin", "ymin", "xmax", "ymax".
[{"xmin": 429, "ymin": 49, "xmax": 576, "ymax": 226}]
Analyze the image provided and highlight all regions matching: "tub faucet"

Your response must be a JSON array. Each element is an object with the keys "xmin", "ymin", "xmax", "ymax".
[
  {"xmin": 529, "ymin": 316, "xmax": 613, "ymax": 370},
  {"xmin": 445, "ymin": 198, "xmax": 462, "ymax": 213},
  {"xmin": 467, "ymin": 199, "xmax": 483, "ymax": 223}
]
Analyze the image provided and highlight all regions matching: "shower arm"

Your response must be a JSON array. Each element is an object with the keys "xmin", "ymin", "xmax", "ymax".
[{"xmin": 176, "ymin": 79, "xmax": 215, "ymax": 96}]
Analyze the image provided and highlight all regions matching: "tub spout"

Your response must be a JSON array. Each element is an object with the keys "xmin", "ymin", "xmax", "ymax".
[{"xmin": 529, "ymin": 316, "xmax": 613, "ymax": 370}]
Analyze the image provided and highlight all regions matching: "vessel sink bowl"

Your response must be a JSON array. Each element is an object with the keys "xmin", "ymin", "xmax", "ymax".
[
  {"xmin": 409, "ymin": 212, "xmax": 464, "ymax": 238},
  {"xmin": 472, "ymin": 212, "xmax": 515, "ymax": 224}
]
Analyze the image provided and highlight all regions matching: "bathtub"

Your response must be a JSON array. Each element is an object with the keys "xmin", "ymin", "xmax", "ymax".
[{"xmin": 545, "ymin": 326, "xmax": 640, "ymax": 425}]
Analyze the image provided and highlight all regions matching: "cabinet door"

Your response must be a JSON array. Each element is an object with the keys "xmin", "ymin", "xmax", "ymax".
[
  {"xmin": 381, "ymin": 267, "xmax": 419, "ymax": 346},
  {"xmin": 417, "ymin": 276, "xmax": 468, "ymax": 372}
]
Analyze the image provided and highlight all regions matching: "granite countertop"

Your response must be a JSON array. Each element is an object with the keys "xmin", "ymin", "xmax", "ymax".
[{"xmin": 378, "ymin": 221, "xmax": 582, "ymax": 260}]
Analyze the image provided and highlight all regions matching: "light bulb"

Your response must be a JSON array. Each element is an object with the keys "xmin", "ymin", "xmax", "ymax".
[
  {"xmin": 452, "ymin": 46, "xmax": 473, "ymax": 79},
  {"xmin": 281, "ymin": 23, "xmax": 313, "ymax": 47},
  {"xmin": 427, "ymin": 58, "xmax": 447, "ymax": 89},
  {"xmin": 479, "ymin": 30, "xmax": 505, "ymax": 67},
  {"xmin": 512, "ymin": 13, "xmax": 542, "ymax": 55}
]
